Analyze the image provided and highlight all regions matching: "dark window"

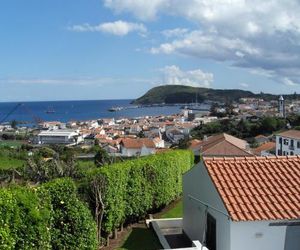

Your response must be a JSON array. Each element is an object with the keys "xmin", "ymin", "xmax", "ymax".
[
  {"xmin": 284, "ymin": 139, "xmax": 289, "ymax": 145},
  {"xmin": 279, "ymin": 137, "xmax": 282, "ymax": 143},
  {"xmin": 291, "ymin": 140, "xmax": 294, "ymax": 147},
  {"xmin": 291, "ymin": 151, "xmax": 294, "ymax": 156},
  {"xmin": 206, "ymin": 213, "xmax": 216, "ymax": 250},
  {"xmin": 297, "ymin": 141, "xmax": 300, "ymax": 148}
]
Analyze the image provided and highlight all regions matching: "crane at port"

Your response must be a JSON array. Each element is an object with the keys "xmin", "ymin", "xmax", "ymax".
[{"xmin": 0, "ymin": 103, "xmax": 43, "ymax": 126}]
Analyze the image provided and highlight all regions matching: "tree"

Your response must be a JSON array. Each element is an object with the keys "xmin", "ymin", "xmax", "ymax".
[
  {"xmin": 10, "ymin": 120, "xmax": 17, "ymax": 129},
  {"xmin": 94, "ymin": 148, "xmax": 112, "ymax": 167}
]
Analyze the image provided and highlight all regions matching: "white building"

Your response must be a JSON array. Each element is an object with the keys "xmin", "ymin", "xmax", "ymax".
[
  {"xmin": 278, "ymin": 95, "xmax": 286, "ymax": 118},
  {"xmin": 37, "ymin": 130, "xmax": 82, "ymax": 145},
  {"xmin": 276, "ymin": 130, "xmax": 300, "ymax": 156},
  {"xmin": 120, "ymin": 138, "xmax": 156, "ymax": 157},
  {"xmin": 183, "ymin": 156, "xmax": 300, "ymax": 250}
]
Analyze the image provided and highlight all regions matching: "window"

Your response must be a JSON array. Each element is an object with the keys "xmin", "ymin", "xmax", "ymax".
[
  {"xmin": 291, "ymin": 140, "xmax": 294, "ymax": 147},
  {"xmin": 206, "ymin": 213, "xmax": 216, "ymax": 250},
  {"xmin": 291, "ymin": 151, "xmax": 294, "ymax": 156},
  {"xmin": 297, "ymin": 141, "xmax": 300, "ymax": 148},
  {"xmin": 277, "ymin": 150, "xmax": 282, "ymax": 156},
  {"xmin": 279, "ymin": 137, "xmax": 282, "ymax": 143},
  {"xmin": 283, "ymin": 139, "xmax": 289, "ymax": 145}
]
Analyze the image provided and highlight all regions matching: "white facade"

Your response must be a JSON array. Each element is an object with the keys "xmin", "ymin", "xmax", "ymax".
[
  {"xmin": 37, "ymin": 130, "xmax": 82, "ymax": 145},
  {"xmin": 183, "ymin": 162, "xmax": 300, "ymax": 250},
  {"xmin": 120, "ymin": 145, "xmax": 155, "ymax": 157},
  {"xmin": 276, "ymin": 135, "xmax": 300, "ymax": 156}
]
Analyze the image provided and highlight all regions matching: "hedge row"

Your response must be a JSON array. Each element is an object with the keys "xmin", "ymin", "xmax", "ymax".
[
  {"xmin": 87, "ymin": 150, "xmax": 194, "ymax": 235},
  {"xmin": 0, "ymin": 179, "xmax": 97, "ymax": 250}
]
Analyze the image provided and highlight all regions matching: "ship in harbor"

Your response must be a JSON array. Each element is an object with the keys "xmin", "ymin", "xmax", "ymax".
[{"xmin": 108, "ymin": 106, "xmax": 123, "ymax": 112}]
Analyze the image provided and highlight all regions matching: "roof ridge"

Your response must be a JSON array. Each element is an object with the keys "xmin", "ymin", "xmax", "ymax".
[{"xmin": 203, "ymin": 155, "xmax": 300, "ymax": 161}]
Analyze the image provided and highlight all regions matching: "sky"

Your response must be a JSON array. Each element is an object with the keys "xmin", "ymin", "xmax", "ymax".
[{"xmin": 1, "ymin": 0, "xmax": 300, "ymax": 101}]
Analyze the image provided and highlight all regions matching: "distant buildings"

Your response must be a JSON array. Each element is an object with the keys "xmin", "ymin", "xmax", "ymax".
[
  {"xmin": 119, "ymin": 138, "xmax": 156, "ymax": 157},
  {"xmin": 37, "ymin": 130, "xmax": 82, "ymax": 145},
  {"xmin": 191, "ymin": 133, "xmax": 252, "ymax": 157},
  {"xmin": 278, "ymin": 95, "xmax": 286, "ymax": 118},
  {"xmin": 276, "ymin": 130, "xmax": 300, "ymax": 156}
]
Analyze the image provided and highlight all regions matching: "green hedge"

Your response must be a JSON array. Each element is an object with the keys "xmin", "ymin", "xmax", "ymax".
[
  {"xmin": 0, "ymin": 187, "xmax": 51, "ymax": 250},
  {"xmin": 87, "ymin": 150, "xmax": 194, "ymax": 235},
  {"xmin": 0, "ymin": 179, "xmax": 97, "ymax": 250},
  {"xmin": 41, "ymin": 178, "xmax": 97, "ymax": 250}
]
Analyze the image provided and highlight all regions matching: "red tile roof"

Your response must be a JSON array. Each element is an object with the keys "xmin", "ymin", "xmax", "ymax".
[
  {"xmin": 120, "ymin": 138, "xmax": 156, "ymax": 149},
  {"xmin": 198, "ymin": 133, "xmax": 252, "ymax": 156},
  {"xmin": 203, "ymin": 156, "xmax": 300, "ymax": 221},
  {"xmin": 253, "ymin": 142, "xmax": 276, "ymax": 156},
  {"xmin": 277, "ymin": 130, "xmax": 300, "ymax": 140}
]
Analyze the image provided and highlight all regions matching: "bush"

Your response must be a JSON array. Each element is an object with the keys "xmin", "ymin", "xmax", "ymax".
[
  {"xmin": 0, "ymin": 187, "xmax": 52, "ymax": 250},
  {"xmin": 41, "ymin": 178, "xmax": 97, "ymax": 250},
  {"xmin": 87, "ymin": 150, "xmax": 194, "ymax": 237}
]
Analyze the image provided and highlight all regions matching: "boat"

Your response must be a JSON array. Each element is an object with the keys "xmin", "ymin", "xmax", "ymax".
[
  {"xmin": 108, "ymin": 106, "xmax": 123, "ymax": 112},
  {"xmin": 45, "ymin": 106, "xmax": 55, "ymax": 114}
]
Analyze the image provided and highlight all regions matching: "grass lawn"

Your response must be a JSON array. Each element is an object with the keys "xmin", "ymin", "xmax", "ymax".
[
  {"xmin": 118, "ymin": 226, "xmax": 162, "ymax": 250},
  {"xmin": 0, "ymin": 140, "xmax": 24, "ymax": 148},
  {"xmin": 159, "ymin": 199, "xmax": 183, "ymax": 219},
  {"xmin": 0, "ymin": 156, "xmax": 25, "ymax": 170}
]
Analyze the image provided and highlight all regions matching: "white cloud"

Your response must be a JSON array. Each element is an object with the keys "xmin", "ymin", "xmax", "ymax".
[
  {"xmin": 69, "ymin": 20, "xmax": 146, "ymax": 36},
  {"xmin": 161, "ymin": 28, "xmax": 189, "ymax": 38},
  {"xmin": 104, "ymin": 0, "xmax": 167, "ymax": 21},
  {"xmin": 0, "ymin": 77, "xmax": 155, "ymax": 86},
  {"xmin": 160, "ymin": 65, "xmax": 213, "ymax": 88},
  {"xmin": 240, "ymin": 82, "xmax": 249, "ymax": 88},
  {"xmin": 104, "ymin": 0, "xmax": 300, "ymax": 86}
]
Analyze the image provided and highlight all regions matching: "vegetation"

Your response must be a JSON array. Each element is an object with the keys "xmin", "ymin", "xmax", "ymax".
[
  {"xmin": 132, "ymin": 85, "xmax": 300, "ymax": 105},
  {"xmin": 42, "ymin": 178, "xmax": 97, "ymax": 250},
  {"xmin": 0, "ymin": 147, "xmax": 193, "ymax": 248},
  {"xmin": 191, "ymin": 116, "xmax": 287, "ymax": 140},
  {"xmin": 0, "ymin": 179, "xmax": 97, "ymax": 250},
  {"xmin": 159, "ymin": 200, "xmax": 183, "ymax": 219},
  {"xmin": 85, "ymin": 150, "xmax": 194, "ymax": 245}
]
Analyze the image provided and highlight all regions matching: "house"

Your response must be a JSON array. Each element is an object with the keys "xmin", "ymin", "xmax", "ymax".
[
  {"xmin": 153, "ymin": 137, "xmax": 165, "ymax": 148},
  {"xmin": 255, "ymin": 134, "xmax": 269, "ymax": 145},
  {"xmin": 253, "ymin": 141, "xmax": 276, "ymax": 156},
  {"xmin": 188, "ymin": 139, "xmax": 202, "ymax": 157},
  {"xmin": 183, "ymin": 156, "xmax": 300, "ymax": 250},
  {"xmin": 37, "ymin": 129, "xmax": 82, "ymax": 145},
  {"xmin": 194, "ymin": 133, "xmax": 252, "ymax": 157},
  {"xmin": 120, "ymin": 138, "xmax": 156, "ymax": 157},
  {"xmin": 276, "ymin": 130, "xmax": 300, "ymax": 156}
]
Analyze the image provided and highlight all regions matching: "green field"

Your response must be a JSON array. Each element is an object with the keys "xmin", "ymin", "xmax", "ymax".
[
  {"xmin": 0, "ymin": 140, "xmax": 24, "ymax": 148},
  {"xmin": 0, "ymin": 156, "xmax": 25, "ymax": 170}
]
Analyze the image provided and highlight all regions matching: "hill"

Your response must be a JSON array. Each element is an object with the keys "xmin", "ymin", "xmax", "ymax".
[{"xmin": 132, "ymin": 85, "xmax": 300, "ymax": 105}]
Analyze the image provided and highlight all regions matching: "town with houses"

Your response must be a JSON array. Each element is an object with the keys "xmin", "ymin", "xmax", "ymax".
[
  {"xmin": 0, "ymin": 95, "xmax": 297, "ymax": 159},
  {"xmin": 1, "ymin": 95, "xmax": 300, "ymax": 250}
]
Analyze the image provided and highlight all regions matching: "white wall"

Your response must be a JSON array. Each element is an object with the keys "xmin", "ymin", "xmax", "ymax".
[
  {"xmin": 231, "ymin": 221, "xmax": 286, "ymax": 250},
  {"xmin": 183, "ymin": 162, "xmax": 231, "ymax": 250},
  {"xmin": 276, "ymin": 135, "xmax": 300, "ymax": 156}
]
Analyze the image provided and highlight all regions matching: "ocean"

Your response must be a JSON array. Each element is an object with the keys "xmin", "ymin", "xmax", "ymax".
[{"xmin": 0, "ymin": 100, "xmax": 182, "ymax": 125}]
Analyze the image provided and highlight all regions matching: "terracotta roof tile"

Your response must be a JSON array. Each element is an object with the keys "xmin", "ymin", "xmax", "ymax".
[{"xmin": 203, "ymin": 156, "xmax": 300, "ymax": 221}]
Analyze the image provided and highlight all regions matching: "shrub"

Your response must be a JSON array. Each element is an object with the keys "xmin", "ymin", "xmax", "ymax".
[
  {"xmin": 87, "ymin": 150, "xmax": 194, "ymax": 238},
  {"xmin": 41, "ymin": 178, "xmax": 97, "ymax": 250},
  {"xmin": 0, "ymin": 187, "xmax": 51, "ymax": 250}
]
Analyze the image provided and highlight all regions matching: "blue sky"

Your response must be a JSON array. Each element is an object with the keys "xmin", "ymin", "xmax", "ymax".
[{"xmin": 1, "ymin": 0, "xmax": 300, "ymax": 101}]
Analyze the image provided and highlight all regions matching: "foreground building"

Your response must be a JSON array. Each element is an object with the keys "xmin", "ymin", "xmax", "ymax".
[{"xmin": 183, "ymin": 156, "xmax": 300, "ymax": 250}]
